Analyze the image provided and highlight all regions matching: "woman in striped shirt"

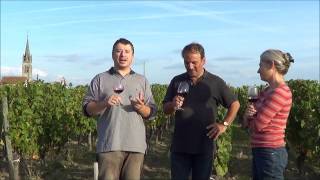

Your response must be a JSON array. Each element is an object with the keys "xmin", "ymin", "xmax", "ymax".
[{"xmin": 243, "ymin": 49, "xmax": 294, "ymax": 180}]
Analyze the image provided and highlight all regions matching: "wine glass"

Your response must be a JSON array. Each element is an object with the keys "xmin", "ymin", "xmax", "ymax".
[
  {"xmin": 248, "ymin": 86, "xmax": 259, "ymax": 103},
  {"xmin": 113, "ymin": 81, "xmax": 124, "ymax": 105},
  {"xmin": 113, "ymin": 82, "xmax": 124, "ymax": 94},
  {"xmin": 176, "ymin": 81, "xmax": 190, "ymax": 110}
]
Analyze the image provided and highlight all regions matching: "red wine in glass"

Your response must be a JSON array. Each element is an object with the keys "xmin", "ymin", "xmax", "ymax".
[
  {"xmin": 248, "ymin": 97, "xmax": 258, "ymax": 103},
  {"xmin": 177, "ymin": 92, "xmax": 188, "ymax": 98},
  {"xmin": 176, "ymin": 81, "xmax": 190, "ymax": 110},
  {"xmin": 248, "ymin": 86, "xmax": 258, "ymax": 103},
  {"xmin": 114, "ymin": 88, "xmax": 124, "ymax": 94},
  {"xmin": 113, "ymin": 83, "xmax": 124, "ymax": 94}
]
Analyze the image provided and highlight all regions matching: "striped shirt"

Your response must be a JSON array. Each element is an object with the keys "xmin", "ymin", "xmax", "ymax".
[{"xmin": 249, "ymin": 83, "xmax": 292, "ymax": 148}]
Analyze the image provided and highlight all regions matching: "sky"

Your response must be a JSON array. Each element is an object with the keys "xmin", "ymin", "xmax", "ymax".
[{"xmin": 1, "ymin": 0, "xmax": 319, "ymax": 87}]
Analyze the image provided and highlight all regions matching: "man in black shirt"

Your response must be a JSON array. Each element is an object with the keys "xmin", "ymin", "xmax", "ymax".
[{"xmin": 163, "ymin": 42, "xmax": 240, "ymax": 180}]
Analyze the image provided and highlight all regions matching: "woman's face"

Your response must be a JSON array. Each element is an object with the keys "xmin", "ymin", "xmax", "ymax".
[{"xmin": 257, "ymin": 59, "xmax": 274, "ymax": 82}]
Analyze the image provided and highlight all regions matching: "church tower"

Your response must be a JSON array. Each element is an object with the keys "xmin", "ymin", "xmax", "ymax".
[{"xmin": 22, "ymin": 36, "xmax": 32, "ymax": 81}]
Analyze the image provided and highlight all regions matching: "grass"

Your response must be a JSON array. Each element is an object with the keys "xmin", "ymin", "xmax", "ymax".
[
  {"xmin": 142, "ymin": 133, "xmax": 172, "ymax": 180},
  {"xmin": 1, "ymin": 124, "xmax": 319, "ymax": 179},
  {"xmin": 143, "ymin": 123, "xmax": 320, "ymax": 180},
  {"xmin": 228, "ymin": 124, "xmax": 252, "ymax": 179}
]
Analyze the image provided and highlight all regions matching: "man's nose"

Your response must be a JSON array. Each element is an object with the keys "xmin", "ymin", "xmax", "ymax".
[{"xmin": 187, "ymin": 64, "xmax": 194, "ymax": 70}]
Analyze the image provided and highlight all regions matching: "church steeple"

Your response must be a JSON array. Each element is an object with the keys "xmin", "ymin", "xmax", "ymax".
[
  {"xmin": 22, "ymin": 35, "xmax": 32, "ymax": 81},
  {"xmin": 24, "ymin": 36, "xmax": 31, "ymax": 59}
]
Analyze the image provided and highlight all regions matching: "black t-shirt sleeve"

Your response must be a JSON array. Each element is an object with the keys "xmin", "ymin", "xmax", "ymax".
[{"xmin": 162, "ymin": 78, "xmax": 176, "ymax": 104}]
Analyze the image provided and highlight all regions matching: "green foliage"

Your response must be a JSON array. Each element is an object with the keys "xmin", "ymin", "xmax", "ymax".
[
  {"xmin": 0, "ymin": 82, "xmax": 96, "ymax": 160},
  {"xmin": 149, "ymin": 84, "xmax": 168, "ymax": 128},
  {"xmin": 286, "ymin": 80, "xmax": 320, "ymax": 164},
  {"xmin": 146, "ymin": 84, "xmax": 170, "ymax": 148},
  {"xmin": 235, "ymin": 80, "xmax": 320, "ymax": 168},
  {"xmin": 1, "ymin": 79, "xmax": 319, "ymax": 175},
  {"xmin": 236, "ymin": 84, "xmax": 265, "ymax": 122},
  {"xmin": 214, "ymin": 107, "xmax": 232, "ymax": 177},
  {"xmin": 235, "ymin": 86, "xmax": 248, "ymax": 122}
]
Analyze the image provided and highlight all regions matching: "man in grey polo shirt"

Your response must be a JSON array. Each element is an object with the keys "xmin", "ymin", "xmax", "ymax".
[{"xmin": 83, "ymin": 38, "xmax": 156, "ymax": 180}]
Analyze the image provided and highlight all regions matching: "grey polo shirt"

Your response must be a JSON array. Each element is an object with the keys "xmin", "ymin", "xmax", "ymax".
[{"xmin": 83, "ymin": 67, "xmax": 157, "ymax": 154}]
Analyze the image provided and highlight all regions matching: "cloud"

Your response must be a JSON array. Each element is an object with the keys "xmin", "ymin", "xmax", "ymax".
[
  {"xmin": 39, "ymin": 54, "xmax": 117, "ymax": 67},
  {"xmin": 40, "ymin": 54, "xmax": 88, "ymax": 63},
  {"xmin": 27, "ymin": 12, "xmax": 216, "ymax": 29},
  {"xmin": 211, "ymin": 56, "xmax": 255, "ymax": 62},
  {"xmin": 163, "ymin": 62, "xmax": 184, "ymax": 70},
  {"xmin": 163, "ymin": 61, "xmax": 217, "ymax": 70},
  {"xmin": 25, "ymin": 1, "xmax": 277, "ymax": 32},
  {"xmin": 298, "ymin": 55, "xmax": 319, "ymax": 63},
  {"xmin": 1, "ymin": 66, "xmax": 48, "ymax": 78},
  {"xmin": 134, "ymin": 57, "xmax": 151, "ymax": 65},
  {"xmin": 33, "ymin": 68, "xmax": 48, "ymax": 77},
  {"xmin": 171, "ymin": 49, "xmax": 182, "ymax": 55},
  {"xmin": 1, "ymin": 66, "xmax": 21, "ymax": 76},
  {"xmin": 87, "ymin": 57, "xmax": 113, "ymax": 67},
  {"xmin": 7, "ymin": 2, "xmax": 127, "ymax": 15},
  {"xmin": 62, "ymin": 76, "xmax": 92, "ymax": 86},
  {"xmin": 147, "ymin": 2, "xmax": 281, "ymax": 33}
]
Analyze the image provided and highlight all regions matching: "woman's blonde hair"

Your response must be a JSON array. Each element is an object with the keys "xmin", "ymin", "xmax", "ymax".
[{"xmin": 260, "ymin": 49, "xmax": 294, "ymax": 75}]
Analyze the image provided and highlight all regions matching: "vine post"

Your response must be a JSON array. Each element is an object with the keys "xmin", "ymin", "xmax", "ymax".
[{"xmin": 1, "ymin": 96, "xmax": 20, "ymax": 180}]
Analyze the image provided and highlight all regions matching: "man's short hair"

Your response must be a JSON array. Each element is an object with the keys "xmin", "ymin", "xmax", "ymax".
[{"xmin": 182, "ymin": 42, "xmax": 205, "ymax": 59}]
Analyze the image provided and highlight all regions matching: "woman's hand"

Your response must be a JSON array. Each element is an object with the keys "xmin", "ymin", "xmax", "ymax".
[
  {"xmin": 242, "ymin": 104, "xmax": 257, "ymax": 128},
  {"xmin": 245, "ymin": 104, "xmax": 257, "ymax": 117}
]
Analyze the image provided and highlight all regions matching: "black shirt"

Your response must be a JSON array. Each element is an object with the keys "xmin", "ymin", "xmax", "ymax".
[{"xmin": 163, "ymin": 70, "xmax": 237, "ymax": 154}]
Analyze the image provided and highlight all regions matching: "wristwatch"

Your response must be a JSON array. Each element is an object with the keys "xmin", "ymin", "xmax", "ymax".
[{"xmin": 223, "ymin": 121, "xmax": 229, "ymax": 127}]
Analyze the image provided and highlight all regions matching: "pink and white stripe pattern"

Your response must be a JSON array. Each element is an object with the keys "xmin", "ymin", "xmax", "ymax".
[{"xmin": 249, "ymin": 83, "xmax": 292, "ymax": 148}]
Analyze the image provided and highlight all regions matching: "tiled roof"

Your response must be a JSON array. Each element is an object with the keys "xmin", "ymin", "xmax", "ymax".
[{"xmin": 0, "ymin": 76, "xmax": 28, "ymax": 85}]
